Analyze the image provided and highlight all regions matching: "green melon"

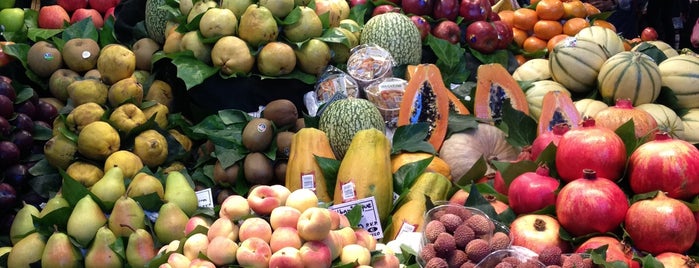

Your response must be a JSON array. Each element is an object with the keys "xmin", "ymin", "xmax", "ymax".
[
  {"xmin": 359, "ymin": 12, "xmax": 422, "ymax": 66},
  {"xmin": 145, "ymin": 0, "xmax": 170, "ymax": 44},
  {"xmin": 318, "ymin": 98, "xmax": 386, "ymax": 159},
  {"xmin": 597, "ymin": 51, "xmax": 662, "ymax": 106}
]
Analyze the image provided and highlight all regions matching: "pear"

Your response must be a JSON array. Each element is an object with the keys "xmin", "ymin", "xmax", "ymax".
[
  {"xmin": 257, "ymin": 42, "xmax": 296, "ymax": 76},
  {"xmin": 39, "ymin": 193, "xmax": 70, "ymax": 218},
  {"xmin": 211, "ymin": 36, "xmax": 255, "ymax": 75},
  {"xmin": 9, "ymin": 202, "xmax": 39, "ymax": 245},
  {"xmin": 97, "ymin": 44, "xmax": 136, "ymax": 85},
  {"xmin": 0, "ymin": 246, "xmax": 11, "ymax": 257},
  {"xmin": 283, "ymin": 6, "xmax": 323, "ymax": 42},
  {"xmin": 41, "ymin": 230, "xmax": 82, "ymax": 268},
  {"xmin": 199, "ymin": 7, "xmax": 238, "ymax": 38},
  {"xmin": 77, "ymin": 121, "xmax": 121, "ymax": 161},
  {"xmin": 238, "ymin": 4, "xmax": 278, "ymax": 48},
  {"xmin": 66, "ymin": 161, "xmax": 104, "ymax": 187},
  {"xmin": 127, "ymin": 172, "xmax": 165, "ymax": 199},
  {"xmin": 7, "ymin": 232, "xmax": 46, "ymax": 268},
  {"xmin": 142, "ymin": 102, "xmax": 169, "ymax": 129},
  {"xmin": 133, "ymin": 129, "xmax": 169, "ymax": 168},
  {"xmin": 67, "ymin": 195, "xmax": 108, "ymax": 246},
  {"xmin": 220, "ymin": 0, "xmax": 253, "ymax": 18},
  {"xmin": 108, "ymin": 195, "xmax": 146, "ymax": 237},
  {"xmin": 259, "ymin": 0, "xmax": 295, "ymax": 18},
  {"xmin": 66, "ymin": 79, "xmax": 109, "ymax": 106},
  {"xmin": 169, "ymin": 129, "xmax": 193, "ymax": 152},
  {"xmin": 108, "ymin": 77, "xmax": 144, "ymax": 107},
  {"xmin": 43, "ymin": 134, "xmax": 78, "ymax": 170},
  {"xmin": 179, "ymin": 30, "xmax": 212, "ymax": 64},
  {"xmin": 295, "ymin": 38, "xmax": 331, "ymax": 75},
  {"xmin": 65, "ymin": 102, "xmax": 106, "ymax": 133},
  {"xmin": 104, "ymin": 150, "xmax": 144, "ymax": 179},
  {"xmin": 328, "ymin": 27, "xmax": 358, "ymax": 64},
  {"xmin": 163, "ymin": 31, "xmax": 184, "ymax": 54},
  {"xmin": 124, "ymin": 225, "xmax": 157, "ymax": 268},
  {"xmin": 144, "ymin": 79, "xmax": 174, "ymax": 109},
  {"xmin": 154, "ymin": 202, "xmax": 189, "ymax": 243},
  {"xmin": 164, "ymin": 171, "xmax": 199, "ymax": 216},
  {"xmin": 85, "ymin": 226, "xmax": 123, "ymax": 268},
  {"xmin": 90, "ymin": 166, "xmax": 126, "ymax": 209},
  {"xmin": 187, "ymin": 0, "xmax": 218, "ymax": 23}
]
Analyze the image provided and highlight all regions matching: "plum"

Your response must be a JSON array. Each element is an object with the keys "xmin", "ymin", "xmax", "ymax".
[
  {"xmin": 0, "ymin": 141, "xmax": 20, "ymax": 167},
  {"xmin": 10, "ymin": 129, "xmax": 33, "ymax": 157},
  {"xmin": 0, "ymin": 94, "xmax": 13, "ymax": 118},
  {"xmin": 11, "ymin": 113, "xmax": 33, "ymax": 133},
  {"xmin": 34, "ymin": 99, "xmax": 58, "ymax": 123},
  {"xmin": 0, "ymin": 75, "xmax": 16, "ymax": 101},
  {"xmin": 14, "ymin": 101, "xmax": 35, "ymax": 119}
]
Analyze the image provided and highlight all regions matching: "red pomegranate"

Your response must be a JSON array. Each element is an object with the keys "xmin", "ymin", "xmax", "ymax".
[
  {"xmin": 507, "ymin": 165, "xmax": 559, "ymax": 214},
  {"xmin": 530, "ymin": 123, "xmax": 569, "ymax": 161},
  {"xmin": 555, "ymin": 169, "xmax": 629, "ymax": 237},
  {"xmin": 655, "ymin": 252, "xmax": 698, "ymax": 268},
  {"xmin": 555, "ymin": 117, "xmax": 627, "ymax": 183},
  {"xmin": 624, "ymin": 191, "xmax": 697, "ymax": 255},
  {"xmin": 508, "ymin": 214, "xmax": 571, "ymax": 254},
  {"xmin": 575, "ymin": 236, "xmax": 639, "ymax": 268},
  {"xmin": 628, "ymin": 132, "xmax": 699, "ymax": 200},
  {"xmin": 594, "ymin": 98, "xmax": 658, "ymax": 139}
]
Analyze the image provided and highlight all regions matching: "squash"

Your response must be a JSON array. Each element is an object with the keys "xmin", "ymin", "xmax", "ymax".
[
  {"xmin": 636, "ymin": 103, "xmax": 685, "ymax": 140},
  {"xmin": 575, "ymin": 25, "xmax": 625, "ymax": 56},
  {"xmin": 631, "ymin": 40, "xmax": 679, "ymax": 59},
  {"xmin": 681, "ymin": 109, "xmax": 699, "ymax": 144},
  {"xmin": 524, "ymin": 80, "xmax": 571, "ymax": 121},
  {"xmin": 512, "ymin": 58, "xmax": 551, "ymax": 82},
  {"xmin": 574, "ymin": 98, "xmax": 608, "ymax": 118},
  {"xmin": 657, "ymin": 54, "xmax": 699, "ymax": 109},
  {"xmin": 285, "ymin": 128, "xmax": 336, "ymax": 202},
  {"xmin": 473, "ymin": 63, "xmax": 530, "ymax": 123},
  {"xmin": 391, "ymin": 152, "xmax": 452, "ymax": 180},
  {"xmin": 597, "ymin": 51, "xmax": 662, "ymax": 106},
  {"xmin": 398, "ymin": 64, "xmax": 461, "ymax": 151},
  {"xmin": 439, "ymin": 123, "xmax": 520, "ymax": 181},
  {"xmin": 537, "ymin": 90, "xmax": 581, "ymax": 135},
  {"xmin": 319, "ymin": 98, "xmax": 386, "ymax": 159},
  {"xmin": 333, "ymin": 128, "xmax": 393, "ymax": 222},
  {"xmin": 594, "ymin": 99, "xmax": 658, "ymax": 139},
  {"xmin": 549, "ymin": 37, "xmax": 610, "ymax": 93}
]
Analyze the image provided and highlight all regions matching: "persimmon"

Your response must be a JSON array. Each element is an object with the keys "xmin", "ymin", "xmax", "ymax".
[
  {"xmin": 547, "ymin": 34, "xmax": 570, "ymax": 52},
  {"xmin": 583, "ymin": 2, "xmax": 601, "ymax": 16},
  {"xmin": 498, "ymin": 10, "xmax": 515, "ymax": 29},
  {"xmin": 562, "ymin": 0, "xmax": 587, "ymax": 18},
  {"xmin": 533, "ymin": 20, "xmax": 563, "ymax": 40},
  {"xmin": 593, "ymin": 19, "xmax": 617, "ymax": 32},
  {"xmin": 536, "ymin": 0, "xmax": 565, "ymax": 20},
  {"xmin": 523, "ymin": 36, "xmax": 548, "ymax": 52},
  {"xmin": 513, "ymin": 8, "xmax": 538, "ymax": 31},
  {"xmin": 562, "ymin": 17, "xmax": 590, "ymax": 36},
  {"xmin": 513, "ymin": 27, "xmax": 529, "ymax": 47}
]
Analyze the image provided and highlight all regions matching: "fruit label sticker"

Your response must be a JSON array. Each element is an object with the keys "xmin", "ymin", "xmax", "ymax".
[
  {"xmin": 301, "ymin": 172, "xmax": 316, "ymax": 191},
  {"xmin": 329, "ymin": 196, "xmax": 384, "ymax": 239},
  {"xmin": 341, "ymin": 181, "xmax": 356, "ymax": 202},
  {"xmin": 397, "ymin": 220, "xmax": 418, "ymax": 237},
  {"xmin": 256, "ymin": 122, "xmax": 267, "ymax": 133},
  {"xmin": 195, "ymin": 188, "xmax": 214, "ymax": 208}
]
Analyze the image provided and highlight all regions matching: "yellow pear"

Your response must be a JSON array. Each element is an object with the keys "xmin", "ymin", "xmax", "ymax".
[
  {"xmin": 7, "ymin": 232, "xmax": 46, "ymax": 268},
  {"xmin": 39, "ymin": 193, "xmax": 70, "ymax": 218},
  {"xmin": 67, "ymin": 195, "xmax": 108, "ymax": 247},
  {"xmin": 90, "ymin": 166, "xmax": 126, "ymax": 210},
  {"xmin": 108, "ymin": 195, "xmax": 146, "ymax": 237},
  {"xmin": 164, "ymin": 171, "xmax": 199, "ymax": 216},
  {"xmin": 127, "ymin": 172, "xmax": 165, "ymax": 199},
  {"xmin": 154, "ymin": 202, "xmax": 189, "ymax": 244},
  {"xmin": 41, "ymin": 230, "xmax": 82, "ymax": 268},
  {"xmin": 84, "ymin": 226, "xmax": 122, "ymax": 268},
  {"xmin": 9, "ymin": 202, "xmax": 39, "ymax": 245}
]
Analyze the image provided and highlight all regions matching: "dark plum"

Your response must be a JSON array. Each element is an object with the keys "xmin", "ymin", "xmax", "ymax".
[
  {"xmin": 0, "ymin": 116, "xmax": 10, "ymax": 137},
  {"xmin": 0, "ymin": 183, "xmax": 17, "ymax": 210},
  {"xmin": 0, "ymin": 75, "xmax": 16, "ymax": 101},
  {"xmin": 11, "ymin": 113, "xmax": 33, "ymax": 133},
  {"xmin": 34, "ymin": 99, "xmax": 58, "ymax": 123},
  {"xmin": 3, "ymin": 163, "xmax": 29, "ymax": 191},
  {"xmin": 21, "ymin": 190, "xmax": 47, "ymax": 208},
  {"xmin": 0, "ymin": 94, "xmax": 13, "ymax": 118},
  {"xmin": 14, "ymin": 101, "xmax": 36, "ymax": 119},
  {"xmin": 0, "ymin": 141, "xmax": 20, "ymax": 167},
  {"xmin": 10, "ymin": 129, "xmax": 33, "ymax": 156}
]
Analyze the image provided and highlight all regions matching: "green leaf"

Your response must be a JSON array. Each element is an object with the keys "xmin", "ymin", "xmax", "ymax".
[
  {"xmin": 32, "ymin": 207, "xmax": 71, "ymax": 234},
  {"xmin": 349, "ymin": 3, "xmax": 369, "ymax": 26},
  {"xmin": 390, "ymin": 123, "xmax": 435, "ymax": 155},
  {"xmin": 28, "ymin": 158, "xmax": 57, "ymax": 176},
  {"xmin": 257, "ymin": 69, "xmax": 317, "ymax": 85},
  {"xmin": 587, "ymin": 244, "xmax": 629, "ymax": 268},
  {"xmin": 28, "ymin": 174, "xmax": 61, "ymax": 198},
  {"xmin": 59, "ymin": 169, "xmax": 92, "ymax": 207},
  {"xmin": 218, "ymin": 109, "xmax": 252, "ymax": 125},
  {"xmin": 62, "ymin": 17, "xmax": 99, "ymax": 42},
  {"xmin": 425, "ymin": 34, "xmax": 470, "ymax": 84},
  {"xmin": 398, "ymin": 243, "xmax": 418, "ymax": 265},
  {"xmin": 133, "ymin": 193, "xmax": 165, "ymax": 212},
  {"xmin": 614, "ymin": 119, "xmax": 641, "ymax": 157},
  {"xmin": 33, "ymin": 123, "xmax": 53, "ymax": 140},
  {"xmin": 470, "ymin": 47, "xmax": 510, "ymax": 68},
  {"xmin": 635, "ymin": 253, "xmax": 664, "ymax": 268},
  {"xmin": 316, "ymin": 155, "xmax": 341, "ymax": 200},
  {"xmin": 346, "ymin": 204, "xmax": 363, "ymax": 228},
  {"xmin": 26, "ymin": 28, "xmax": 63, "ymax": 42},
  {"xmin": 318, "ymin": 27, "xmax": 351, "ymax": 47},
  {"xmin": 446, "ymin": 114, "xmax": 479, "ymax": 137},
  {"xmin": 632, "ymin": 42, "xmax": 668, "ymax": 64},
  {"xmin": 499, "ymin": 99, "xmax": 538, "ymax": 147},
  {"xmin": 630, "ymin": 190, "xmax": 659, "ymax": 204},
  {"xmin": 279, "ymin": 7, "xmax": 302, "ymax": 26},
  {"xmin": 492, "ymin": 160, "xmax": 538, "ymax": 190},
  {"xmin": 655, "ymin": 86, "xmax": 687, "ymax": 117},
  {"xmin": 214, "ymin": 145, "xmax": 247, "ymax": 171},
  {"xmin": 464, "ymin": 186, "xmax": 499, "ymax": 220},
  {"xmin": 99, "ymin": 16, "xmax": 117, "ymax": 47},
  {"xmin": 455, "ymin": 156, "xmax": 488, "ymax": 187},
  {"xmin": 392, "ymin": 156, "xmax": 432, "ymax": 193}
]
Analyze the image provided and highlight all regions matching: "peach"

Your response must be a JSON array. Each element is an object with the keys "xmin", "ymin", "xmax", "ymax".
[
  {"xmin": 355, "ymin": 228, "xmax": 377, "ymax": 251},
  {"xmin": 206, "ymin": 236, "xmax": 239, "ymax": 266},
  {"xmin": 219, "ymin": 195, "xmax": 250, "ymax": 220},
  {"xmin": 237, "ymin": 237, "xmax": 273, "ymax": 268},
  {"xmin": 268, "ymin": 246, "xmax": 304, "ymax": 268},
  {"xmin": 340, "ymin": 244, "xmax": 371, "ymax": 266},
  {"xmin": 167, "ymin": 253, "xmax": 190, "ymax": 268},
  {"xmin": 297, "ymin": 207, "xmax": 332, "ymax": 241},
  {"xmin": 184, "ymin": 215, "xmax": 213, "ymax": 236},
  {"xmin": 189, "ymin": 258, "xmax": 216, "ymax": 268},
  {"xmin": 239, "ymin": 217, "xmax": 273, "ymax": 243},
  {"xmin": 270, "ymin": 206, "xmax": 301, "ymax": 230},
  {"xmin": 320, "ymin": 230, "xmax": 344, "ymax": 260},
  {"xmin": 207, "ymin": 217, "xmax": 239, "ymax": 241},
  {"xmin": 270, "ymin": 226, "xmax": 303, "ymax": 252},
  {"xmin": 332, "ymin": 226, "xmax": 357, "ymax": 247},
  {"xmin": 285, "ymin": 188, "xmax": 319, "ymax": 213},
  {"xmin": 183, "ymin": 233, "xmax": 209, "ymax": 260},
  {"xmin": 371, "ymin": 248, "xmax": 401, "ymax": 268},
  {"xmin": 270, "ymin": 184, "xmax": 292, "ymax": 205},
  {"xmin": 247, "ymin": 185, "xmax": 284, "ymax": 216},
  {"xmin": 299, "ymin": 240, "xmax": 333, "ymax": 268}
]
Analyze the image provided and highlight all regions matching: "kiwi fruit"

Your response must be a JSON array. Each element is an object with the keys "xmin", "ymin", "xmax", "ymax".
[
  {"xmin": 241, "ymin": 118, "xmax": 274, "ymax": 152},
  {"xmin": 213, "ymin": 160, "xmax": 240, "ymax": 187},
  {"xmin": 62, "ymin": 38, "xmax": 100, "ymax": 72},
  {"xmin": 273, "ymin": 160, "xmax": 287, "ymax": 185},
  {"xmin": 262, "ymin": 99, "xmax": 298, "ymax": 129},
  {"xmin": 27, "ymin": 41, "xmax": 63, "ymax": 77},
  {"xmin": 243, "ymin": 152, "xmax": 274, "ymax": 185},
  {"xmin": 275, "ymin": 131, "xmax": 294, "ymax": 159},
  {"xmin": 132, "ymin": 37, "xmax": 161, "ymax": 71},
  {"xmin": 292, "ymin": 118, "xmax": 305, "ymax": 132}
]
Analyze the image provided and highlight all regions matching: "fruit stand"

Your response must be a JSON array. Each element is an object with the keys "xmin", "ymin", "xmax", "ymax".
[{"xmin": 1, "ymin": 0, "xmax": 699, "ymax": 267}]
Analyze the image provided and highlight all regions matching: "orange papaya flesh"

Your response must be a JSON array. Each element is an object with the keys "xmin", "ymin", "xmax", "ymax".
[
  {"xmin": 474, "ymin": 64, "xmax": 529, "ymax": 123},
  {"xmin": 537, "ymin": 90, "xmax": 581, "ymax": 135}
]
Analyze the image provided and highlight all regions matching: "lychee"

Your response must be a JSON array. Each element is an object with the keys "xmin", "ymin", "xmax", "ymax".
[
  {"xmin": 425, "ymin": 220, "xmax": 446, "ymax": 242},
  {"xmin": 465, "ymin": 238, "xmax": 490, "ymax": 263},
  {"xmin": 439, "ymin": 213, "xmax": 463, "ymax": 233},
  {"xmin": 425, "ymin": 257, "xmax": 449, "ymax": 268},
  {"xmin": 434, "ymin": 233, "xmax": 457, "ymax": 257},
  {"xmin": 453, "ymin": 224, "xmax": 476, "ymax": 249}
]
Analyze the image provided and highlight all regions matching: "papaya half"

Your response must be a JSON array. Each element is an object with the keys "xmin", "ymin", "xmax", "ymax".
[
  {"xmin": 473, "ymin": 63, "xmax": 530, "ymax": 123},
  {"xmin": 537, "ymin": 90, "xmax": 581, "ymax": 135}
]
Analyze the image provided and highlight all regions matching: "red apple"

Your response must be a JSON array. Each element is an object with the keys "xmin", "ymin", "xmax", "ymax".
[
  {"xmin": 459, "ymin": 0, "xmax": 491, "ymax": 22},
  {"xmin": 410, "ymin": 15, "xmax": 431, "ymax": 41},
  {"xmin": 103, "ymin": 6, "xmax": 115, "ymax": 21},
  {"xmin": 401, "ymin": 0, "xmax": 434, "ymax": 16},
  {"xmin": 640, "ymin": 27, "xmax": 658, "ymax": 41},
  {"xmin": 433, "ymin": 0, "xmax": 459, "ymax": 21},
  {"xmin": 509, "ymin": 214, "xmax": 571, "ymax": 254},
  {"xmin": 0, "ymin": 42, "xmax": 15, "ymax": 68},
  {"xmin": 71, "ymin": 8, "xmax": 104, "ymax": 28},
  {"xmin": 493, "ymin": 20, "xmax": 513, "ymax": 50},
  {"xmin": 465, "ymin": 20, "xmax": 499, "ymax": 53},
  {"xmin": 371, "ymin": 4, "xmax": 401, "ymax": 17},
  {"xmin": 432, "ymin": 20, "xmax": 461, "ymax": 44},
  {"xmin": 38, "ymin": 5, "xmax": 70, "ymax": 29},
  {"xmin": 489, "ymin": 11, "xmax": 500, "ymax": 21},
  {"xmin": 57, "ymin": 0, "xmax": 87, "ymax": 12},
  {"xmin": 88, "ymin": 0, "xmax": 120, "ymax": 14},
  {"xmin": 349, "ymin": 0, "xmax": 366, "ymax": 7}
]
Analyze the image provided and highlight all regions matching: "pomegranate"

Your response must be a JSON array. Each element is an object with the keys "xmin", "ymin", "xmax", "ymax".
[
  {"xmin": 594, "ymin": 98, "xmax": 658, "ymax": 139},
  {"xmin": 492, "ymin": 171, "xmax": 507, "ymax": 194},
  {"xmin": 555, "ymin": 117, "xmax": 627, "ymax": 183},
  {"xmin": 575, "ymin": 236, "xmax": 639, "ymax": 268},
  {"xmin": 507, "ymin": 165, "xmax": 559, "ymax": 214},
  {"xmin": 628, "ymin": 132, "xmax": 699, "ymax": 200},
  {"xmin": 449, "ymin": 190, "xmax": 510, "ymax": 214},
  {"xmin": 508, "ymin": 214, "xmax": 571, "ymax": 254},
  {"xmin": 624, "ymin": 191, "xmax": 697, "ymax": 255},
  {"xmin": 530, "ymin": 123, "xmax": 569, "ymax": 161},
  {"xmin": 655, "ymin": 252, "xmax": 698, "ymax": 268},
  {"xmin": 555, "ymin": 169, "xmax": 628, "ymax": 237}
]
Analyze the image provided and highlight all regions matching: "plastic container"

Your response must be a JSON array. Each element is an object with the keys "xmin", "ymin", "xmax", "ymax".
[
  {"xmin": 346, "ymin": 44, "xmax": 396, "ymax": 92},
  {"xmin": 364, "ymin": 77, "xmax": 407, "ymax": 127},
  {"xmin": 475, "ymin": 246, "xmax": 546, "ymax": 268}
]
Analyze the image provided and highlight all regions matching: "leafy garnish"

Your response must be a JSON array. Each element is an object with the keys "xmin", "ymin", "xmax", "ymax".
[
  {"xmin": 499, "ymin": 99, "xmax": 538, "ymax": 147},
  {"xmin": 390, "ymin": 123, "xmax": 435, "ymax": 155}
]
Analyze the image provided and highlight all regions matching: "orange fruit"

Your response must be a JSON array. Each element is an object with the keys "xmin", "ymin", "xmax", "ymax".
[
  {"xmin": 513, "ymin": 27, "xmax": 529, "ymax": 47},
  {"xmin": 515, "ymin": 54, "xmax": 528, "ymax": 65},
  {"xmin": 593, "ymin": 19, "xmax": 617, "ymax": 32},
  {"xmin": 499, "ymin": 10, "xmax": 515, "ymax": 29},
  {"xmin": 547, "ymin": 34, "xmax": 569, "ymax": 52},
  {"xmin": 562, "ymin": 17, "xmax": 590, "ymax": 36},
  {"xmin": 583, "ymin": 2, "xmax": 601, "ymax": 16},
  {"xmin": 513, "ymin": 8, "xmax": 538, "ymax": 31},
  {"xmin": 536, "ymin": 0, "xmax": 565, "ymax": 20},
  {"xmin": 530, "ymin": 0, "xmax": 541, "ymax": 5},
  {"xmin": 522, "ymin": 36, "xmax": 548, "ymax": 52},
  {"xmin": 533, "ymin": 20, "xmax": 563, "ymax": 40},
  {"xmin": 562, "ymin": 0, "xmax": 587, "ymax": 18}
]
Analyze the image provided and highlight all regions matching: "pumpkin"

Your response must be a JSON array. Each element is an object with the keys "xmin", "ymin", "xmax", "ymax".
[
  {"xmin": 575, "ymin": 25, "xmax": 626, "ymax": 56},
  {"xmin": 658, "ymin": 54, "xmax": 699, "ymax": 109},
  {"xmin": 537, "ymin": 90, "xmax": 581, "ymax": 135},
  {"xmin": 391, "ymin": 152, "xmax": 452, "ymax": 180},
  {"xmin": 631, "ymin": 40, "xmax": 679, "ymax": 59},
  {"xmin": 285, "ymin": 128, "xmax": 336, "ymax": 202},
  {"xmin": 594, "ymin": 98, "xmax": 658, "ymax": 139},
  {"xmin": 681, "ymin": 108, "xmax": 699, "ymax": 144},
  {"xmin": 636, "ymin": 103, "xmax": 685, "ymax": 140},
  {"xmin": 549, "ymin": 37, "xmax": 610, "ymax": 93},
  {"xmin": 524, "ymin": 80, "xmax": 571, "ymax": 121},
  {"xmin": 439, "ymin": 123, "xmax": 520, "ymax": 181},
  {"xmin": 597, "ymin": 51, "xmax": 662, "ymax": 106},
  {"xmin": 513, "ymin": 58, "xmax": 551, "ymax": 82},
  {"xmin": 574, "ymin": 98, "xmax": 609, "ymax": 118},
  {"xmin": 473, "ymin": 63, "xmax": 530, "ymax": 123}
]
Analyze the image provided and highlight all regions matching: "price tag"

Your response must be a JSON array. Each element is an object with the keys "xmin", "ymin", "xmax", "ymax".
[
  {"xmin": 329, "ymin": 196, "xmax": 384, "ymax": 240},
  {"xmin": 195, "ymin": 188, "xmax": 214, "ymax": 209}
]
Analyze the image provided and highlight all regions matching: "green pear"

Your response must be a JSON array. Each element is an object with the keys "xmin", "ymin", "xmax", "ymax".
[
  {"xmin": 90, "ymin": 166, "xmax": 126, "ymax": 210},
  {"xmin": 199, "ymin": 7, "xmax": 238, "ymax": 38},
  {"xmin": 283, "ymin": 6, "xmax": 323, "ymax": 42},
  {"xmin": 257, "ymin": 42, "xmax": 296, "ymax": 76},
  {"xmin": 179, "ymin": 30, "xmax": 212, "ymax": 64},
  {"xmin": 211, "ymin": 36, "xmax": 255, "ymax": 75},
  {"xmin": 9, "ymin": 202, "xmax": 39, "ymax": 245},
  {"xmin": 154, "ymin": 202, "xmax": 189, "ymax": 244},
  {"xmin": 124, "ymin": 225, "xmax": 157, "ymax": 268},
  {"xmin": 238, "ymin": 4, "xmax": 279, "ymax": 48},
  {"xmin": 108, "ymin": 195, "xmax": 146, "ymax": 237},
  {"xmin": 67, "ymin": 195, "xmax": 108, "ymax": 246},
  {"xmin": 127, "ymin": 172, "xmax": 165, "ymax": 199},
  {"xmin": 7, "ymin": 232, "xmax": 46, "ymax": 268},
  {"xmin": 41, "ymin": 231, "xmax": 82, "ymax": 268},
  {"xmin": 221, "ymin": 0, "xmax": 253, "ymax": 18},
  {"xmin": 187, "ymin": 0, "xmax": 218, "ymax": 23},
  {"xmin": 259, "ymin": 0, "xmax": 295, "ymax": 18},
  {"xmin": 164, "ymin": 171, "xmax": 199, "ymax": 216},
  {"xmin": 295, "ymin": 38, "xmax": 332, "ymax": 75},
  {"xmin": 85, "ymin": 226, "xmax": 122, "ymax": 268},
  {"xmin": 39, "ymin": 193, "xmax": 70, "ymax": 218},
  {"xmin": 328, "ymin": 27, "xmax": 358, "ymax": 64}
]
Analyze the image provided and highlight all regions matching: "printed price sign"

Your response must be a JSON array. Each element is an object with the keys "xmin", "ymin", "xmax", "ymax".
[
  {"xmin": 329, "ymin": 196, "xmax": 384, "ymax": 240},
  {"xmin": 195, "ymin": 188, "xmax": 214, "ymax": 209}
]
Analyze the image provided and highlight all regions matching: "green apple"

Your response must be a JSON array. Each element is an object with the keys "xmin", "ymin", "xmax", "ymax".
[
  {"xmin": 0, "ymin": 8, "xmax": 25, "ymax": 32},
  {"xmin": 0, "ymin": 0, "xmax": 16, "ymax": 10}
]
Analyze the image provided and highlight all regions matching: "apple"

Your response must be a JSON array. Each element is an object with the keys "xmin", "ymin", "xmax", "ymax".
[
  {"xmin": 493, "ymin": 20, "xmax": 513, "ymax": 49},
  {"xmin": 269, "ymin": 247, "xmax": 304, "ymax": 268},
  {"xmin": 184, "ymin": 215, "xmax": 212, "ymax": 236},
  {"xmin": 88, "ymin": 0, "xmax": 120, "ymax": 14},
  {"xmin": 285, "ymin": 188, "xmax": 319, "ymax": 213},
  {"xmin": 371, "ymin": 4, "xmax": 401, "ymax": 17},
  {"xmin": 57, "ymin": 0, "xmax": 88, "ymax": 12},
  {"xmin": 489, "ymin": 10, "xmax": 500, "ymax": 21},
  {"xmin": 0, "ymin": 8, "xmax": 25, "ymax": 32},
  {"xmin": 509, "ymin": 214, "xmax": 571, "ymax": 254},
  {"xmin": 465, "ymin": 20, "xmax": 499, "ymax": 53},
  {"xmin": 349, "ymin": 0, "xmax": 366, "ymax": 7},
  {"xmin": 239, "ymin": 217, "xmax": 273, "ymax": 243},
  {"xmin": 432, "ymin": 20, "xmax": 461, "ymax": 44},
  {"xmin": 354, "ymin": 228, "xmax": 377, "ymax": 251},
  {"xmin": 299, "ymin": 241, "xmax": 333, "ymax": 268},
  {"xmin": 219, "ymin": 194, "xmax": 251, "ymax": 220},
  {"xmin": 0, "ymin": 42, "xmax": 15, "ymax": 68},
  {"xmin": 297, "ymin": 207, "xmax": 333, "ymax": 241},
  {"xmin": 433, "ymin": 0, "xmax": 459, "ymax": 21},
  {"xmin": 207, "ymin": 217, "xmax": 239, "ymax": 241},
  {"xmin": 38, "ymin": 5, "xmax": 70, "ymax": 29},
  {"xmin": 0, "ymin": 0, "xmax": 15, "ymax": 9},
  {"xmin": 183, "ymin": 233, "xmax": 209, "ymax": 260},
  {"xmin": 410, "ymin": 15, "xmax": 431, "ymax": 41},
  {"xmin": 459, "ymin": 0, "xmax": 491, "ymax": 22},
  {"xmin": 402, "ymin": 0, "xmax": 433, "ymax": 16},
  {"xmin": 71, "ymin": 8, "xmax": 104, "ymax": 28},
  {"xmin": 247, "ymin": 185, "xmax": 284, "ymax": 216},
  {"xmin": 103, "ymin": 7, "xmax": 115, "ymax": 21},
  {"xmin": 314, "ymin": 0, "xmax": 350, "ymax": 27},
  {"xmin": 270, "ymin": 184, "xmax": 291, "ymax": 205},
  {"xmin": 237, "ymin": 237, "xmax": 273, "ymax": 268},
  {"xmin": 270, "ymin": 226, "xmax": 303, "ymax": 252},
  {"xmin": 340, "ymin": 244, "xmax": 371, "ymax": 266},
  {"xmin": 641, "ymin": 27, "xmax": 658, "ymax": 41},
  {"xmin": 206, "ymin": 236, "xmax": 239, "ymax": 266}
]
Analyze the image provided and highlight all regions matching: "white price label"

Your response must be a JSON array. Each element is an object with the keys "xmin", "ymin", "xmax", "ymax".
[
  {"xmin": 396, "ymin": 221, "xmax": 418, "ymax": 238},
  {"xmin": 329, "ymin": 196, "xmax": 384, "ymax": 240},
  {"xmin": 341, "ymin": 181, "xmax": 356, "ymax": 202},
  {"xmin": 195, "ymin": 188, "xmax": 214, "ymax": 209},
  {"xmin": 301, "ymin": 173, "xmax": 316, "ymax": 191}
]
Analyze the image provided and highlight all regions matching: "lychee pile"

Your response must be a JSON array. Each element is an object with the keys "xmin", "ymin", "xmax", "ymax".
[{"xmin": 537, "ymin": 247, "xmax": 594, "ymax": 268}]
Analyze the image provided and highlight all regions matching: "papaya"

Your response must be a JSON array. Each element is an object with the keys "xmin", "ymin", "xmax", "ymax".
[
  {"xmin": 473, "ymin": 63, "xmax": 530, "ymax": 123},
  {"xmin": 391, "ymin": 152, "xmax": 452, "ymax": 180},
  {"xmin": 402, "ymin": 172, "xmax": 452, "ymax": 204},
  {"xmin": 333, "ymin": 128, "xmax": 393, "ymax": 223},
  {"xmin": 405, "ymin": 65, "xmax": 471, "ymax": 116},
  {"xmin": 285, "ymin": 128, "xmax": 336, "ymax": 202},
  {"xmin": 537, "ymin": 90, "xmax": 581, "ymax": 135}
]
